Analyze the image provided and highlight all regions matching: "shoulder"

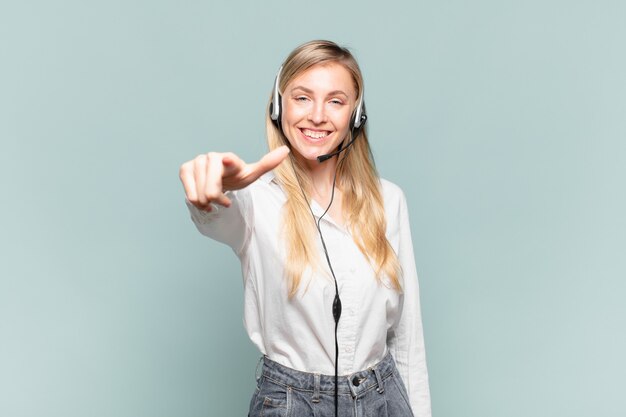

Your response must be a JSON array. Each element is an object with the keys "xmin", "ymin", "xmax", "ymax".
[
  {"xmin": 378, "ymin": 178, "xmax": 411, "ymax": 240},
  {"xmin": 379, "ymin": 178, "xmax": 407, "ymax": 208}
]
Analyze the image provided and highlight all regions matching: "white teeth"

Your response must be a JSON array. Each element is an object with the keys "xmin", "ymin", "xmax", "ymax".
[{"xmin": 302, "ymin": 129, "xmax": 329, "ymax": 139}]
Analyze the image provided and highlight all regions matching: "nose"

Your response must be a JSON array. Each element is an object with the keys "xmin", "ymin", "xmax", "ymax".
[{"xmin": 307, "ymin": 102, "xmax": 327, "ymax": 124}]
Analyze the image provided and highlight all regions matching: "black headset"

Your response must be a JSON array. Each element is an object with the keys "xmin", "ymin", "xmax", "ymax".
[{"xmin": 269, "ymin": 65, "xmax": 368, "ymax": 148}]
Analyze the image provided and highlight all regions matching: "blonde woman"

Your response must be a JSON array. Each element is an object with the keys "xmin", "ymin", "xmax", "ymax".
[{"xmin": 179, "ymin": 40, "xmax": 431, "ymax": 417}]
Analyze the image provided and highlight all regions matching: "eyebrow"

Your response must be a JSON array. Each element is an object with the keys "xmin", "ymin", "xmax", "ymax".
[{"xmin": 290, "ymin": 85, "xmax": 350, "ymax": 98}]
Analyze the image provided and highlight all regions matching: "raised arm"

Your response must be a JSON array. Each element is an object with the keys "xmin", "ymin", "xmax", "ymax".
[
  {"xmin": 179, "ymin": 146, "xmax": 289, "ymax": 211},
  {"xmin": 179, "ymin": 146, "xmax": 289, "ymax": 252}
]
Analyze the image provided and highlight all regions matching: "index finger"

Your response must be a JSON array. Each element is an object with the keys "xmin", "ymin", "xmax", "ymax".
[{"xmin": 247, "ymin": 146, "xmax": 290, "ymax": 179}]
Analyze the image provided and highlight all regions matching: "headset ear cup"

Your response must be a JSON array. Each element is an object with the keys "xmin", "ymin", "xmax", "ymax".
[
  {"xmin": 270, "ymin": 94, "xmax": 282, "ymax": 130},
  {"xmin": 350, "ymin": 112, "xmax": 367, "ymax": 138},
  {"xmin": 270, "ymin": 65, "xmax": 283, "ymax": 127},
  {"xmin": 351, "ymin": 96, "xmax": 366, "ymax": 130}
]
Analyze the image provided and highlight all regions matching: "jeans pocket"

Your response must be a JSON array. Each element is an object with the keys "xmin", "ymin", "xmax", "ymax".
[
  {"xmin": 258, "ymin": 378, "xmax": 290, "ymax": 417},
  {"xmin": 260, "ymin": 397, "xmax": 288, "ymax": 417}
]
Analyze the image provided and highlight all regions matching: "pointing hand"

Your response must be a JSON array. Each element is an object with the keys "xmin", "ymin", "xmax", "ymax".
[{"xmin": 179, "ymin": 146, "xmax": 290, "ymax": 211}]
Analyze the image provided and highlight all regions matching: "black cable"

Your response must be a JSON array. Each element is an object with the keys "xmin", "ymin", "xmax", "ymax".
[{"xmin": 288, "ymin": 136, "xmax": 352, "ymax": 417}]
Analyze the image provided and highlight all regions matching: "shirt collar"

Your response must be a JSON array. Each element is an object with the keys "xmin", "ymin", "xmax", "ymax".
[{"xmin": 259, "ymin": 170, "xmax": 346, "ymax": 230}]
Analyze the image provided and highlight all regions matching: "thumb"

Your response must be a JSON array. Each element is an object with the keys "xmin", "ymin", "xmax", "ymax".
[{"xmin": 248, "ymin": 146, "xmax": 290, "ymax": 178}]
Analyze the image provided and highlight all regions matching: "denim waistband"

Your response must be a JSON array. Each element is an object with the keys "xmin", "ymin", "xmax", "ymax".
[{"xmin": 258, "ymin": 353, "xmax": 396, "ymax": 397}]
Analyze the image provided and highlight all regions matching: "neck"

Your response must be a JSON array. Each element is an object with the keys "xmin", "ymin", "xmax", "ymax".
[{"xmin": 297, "ymin": 154, "xmax": 339, "ymax": 196}]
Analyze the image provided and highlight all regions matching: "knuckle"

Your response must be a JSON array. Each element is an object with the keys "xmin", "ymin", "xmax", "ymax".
[
  {"xmin": 194, "ymin": 154, "xmax": 208, "ymax": 164},
  {"xmin": 204, "ymin": 190, "xmax": 219, "ymax": 201},
  {"xmin": 181, "ymin": 158, "xmax": 193, "ymax": 166},
  {"xmin": 178, "ymin": 165, "xmax": 187, "ymax": 178}
]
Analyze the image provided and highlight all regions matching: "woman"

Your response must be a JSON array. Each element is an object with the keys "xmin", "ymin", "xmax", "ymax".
[{"xmin": 179, "ymin": 40, "xmax": 431, "ymax": 417}]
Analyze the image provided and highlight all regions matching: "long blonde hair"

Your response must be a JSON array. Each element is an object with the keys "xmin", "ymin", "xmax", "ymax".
[{"xmin": 266, "ymin": 40, "xmax": 402, "ymax": 297}]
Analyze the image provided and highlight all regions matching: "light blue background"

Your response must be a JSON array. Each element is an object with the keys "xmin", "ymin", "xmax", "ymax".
[{"xmin": 1, "ymin": 1, "xmax": 624, "ymax": 416}]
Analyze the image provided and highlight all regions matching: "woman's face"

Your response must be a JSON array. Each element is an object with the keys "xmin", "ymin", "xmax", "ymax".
[{"xmin": 281, "ymin": 62, "xmax": 357, "ymax": 165}]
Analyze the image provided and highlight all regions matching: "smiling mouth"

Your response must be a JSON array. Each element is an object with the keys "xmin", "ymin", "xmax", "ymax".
[{"xmin": 300, "ymin": 128, "xmax": 331, "ymax": 139}]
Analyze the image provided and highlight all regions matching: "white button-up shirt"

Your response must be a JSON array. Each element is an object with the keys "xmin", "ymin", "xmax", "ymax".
[{"xmin": 185, "ymin": 172, "xmax": 431, "ymax": 416}]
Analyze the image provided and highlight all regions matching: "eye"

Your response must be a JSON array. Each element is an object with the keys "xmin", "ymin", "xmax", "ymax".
[
  {"xmin": 329, "ymin": 99, "xmax": 344, "ymax": 105},
  {"xmin": 294, "ymin": 96, "xmax": 309, "ymax": 102}
]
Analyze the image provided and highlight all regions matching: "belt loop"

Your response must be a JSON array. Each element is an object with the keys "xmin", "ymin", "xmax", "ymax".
[
  {"xmin": 312, "ymin": 373, "xmax": 321, "ymax": 403},
  {"xmin": 255, "ymin": 356, "xmax": 264, "ymax": 382},
  {"xmin": 373, "ymin": 366, "xmax": 385, "ymax": 394}
]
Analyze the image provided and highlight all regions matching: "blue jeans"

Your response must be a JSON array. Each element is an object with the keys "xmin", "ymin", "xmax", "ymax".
[{"xmin": 248, "ymin": 352, "xmax": 415, "ymax": 417}]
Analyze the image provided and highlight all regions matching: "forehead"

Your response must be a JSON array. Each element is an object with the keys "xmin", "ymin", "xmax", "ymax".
[{"xmin": 287, "ymin": 63, "xmax": 356, "ymax": 96}]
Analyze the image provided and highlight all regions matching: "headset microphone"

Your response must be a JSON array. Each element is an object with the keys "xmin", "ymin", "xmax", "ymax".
[{"xmin": 316, "ymin": 113, "xmax": 367, "ymax": 162}]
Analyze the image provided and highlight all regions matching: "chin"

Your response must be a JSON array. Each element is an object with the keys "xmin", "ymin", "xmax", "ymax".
[
  {"xmin": 288, "ymin": 143, "xmax": 333, "ymax": 162},
  {"xmin": 295, "ymin": 148, "xmax": 325, "ymax": 162}
]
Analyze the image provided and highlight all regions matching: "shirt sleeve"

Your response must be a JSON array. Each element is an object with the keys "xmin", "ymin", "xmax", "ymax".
[
  {"xmin": 184, "ymin": 188, "xmax": 252, "ymax": 256},
  {"xmin": 387, "ymin": 190, "xmax": 432, "ymax": 417}
]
